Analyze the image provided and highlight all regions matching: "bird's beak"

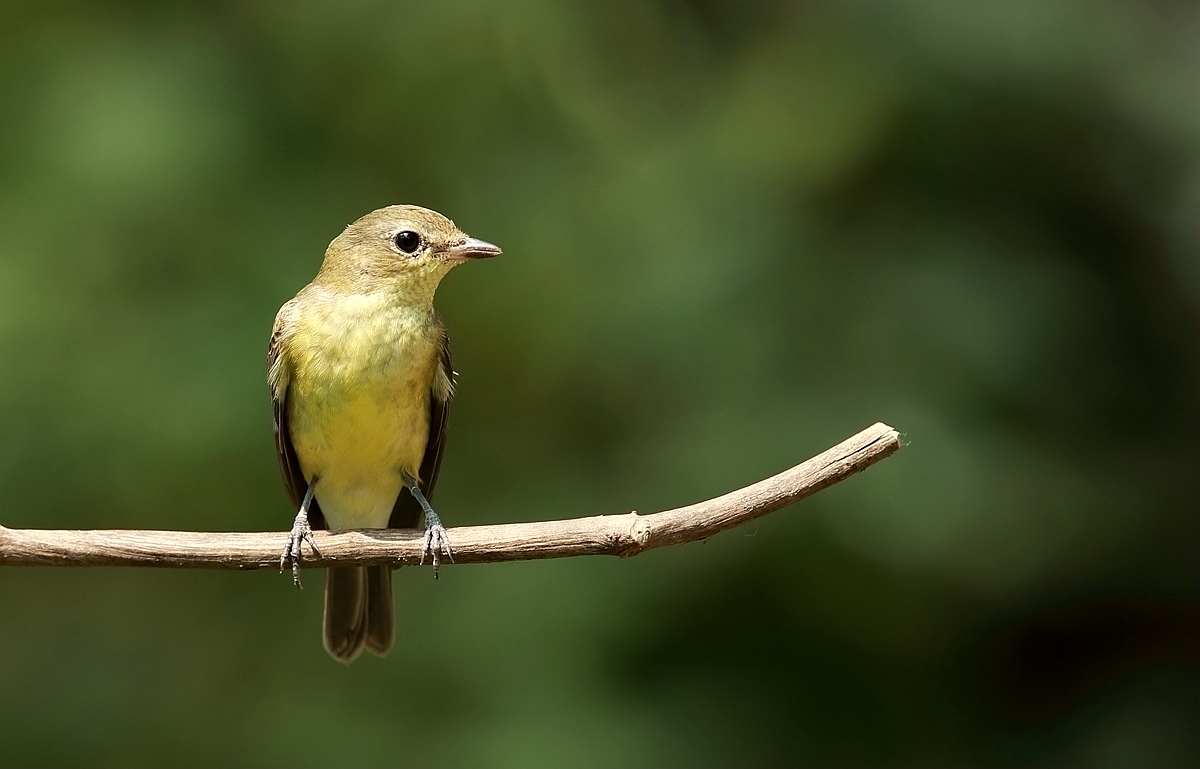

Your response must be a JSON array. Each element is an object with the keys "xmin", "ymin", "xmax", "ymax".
[{"xmin": 449, "ymin": 237, "xmax": 502, "ymax": 260}]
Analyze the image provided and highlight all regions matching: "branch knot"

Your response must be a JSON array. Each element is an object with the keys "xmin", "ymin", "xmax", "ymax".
[{"xmin": 616, "ymin": 514, "xmax": 651, "ymax": 558}]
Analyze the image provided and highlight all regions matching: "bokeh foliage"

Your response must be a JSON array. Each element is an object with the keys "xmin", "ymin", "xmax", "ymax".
[{"xmin": 0, "ymin": 1, "xmax": 1195, "ymax": 766}]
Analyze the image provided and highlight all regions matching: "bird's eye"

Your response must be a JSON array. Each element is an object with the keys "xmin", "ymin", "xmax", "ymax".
[{"xmin": 393, "ymin": 230, "xmax": 421, "ymax": 254}]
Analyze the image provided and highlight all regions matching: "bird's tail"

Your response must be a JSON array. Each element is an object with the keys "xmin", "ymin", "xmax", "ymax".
[{"xmin": 323, "ymin": 566, "xmax": 394, "ymax": 662}]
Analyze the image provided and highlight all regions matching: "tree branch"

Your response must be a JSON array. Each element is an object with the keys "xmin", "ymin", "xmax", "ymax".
[{"xmin": 0, "ymin": 422, "xmax": 900, "ymax": 570}]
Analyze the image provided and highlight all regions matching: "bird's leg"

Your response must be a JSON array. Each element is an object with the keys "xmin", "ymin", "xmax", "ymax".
[
  {"xmin": 281, "ymin": 478, "xmax": 319, "ymax": 589},
  {"xmin": 403, "ymin": 474, "xmax": 454, "ymax": 578}
]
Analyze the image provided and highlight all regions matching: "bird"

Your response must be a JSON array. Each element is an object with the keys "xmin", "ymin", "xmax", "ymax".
[{"xmin": 267, "ymin": 204, "xmax": 500, "ymax": 662}]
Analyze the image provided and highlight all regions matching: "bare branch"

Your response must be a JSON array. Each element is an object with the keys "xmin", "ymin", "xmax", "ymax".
[{"xmin": 0, "ymin": 423, "xmax": 900, "ymax": 570}]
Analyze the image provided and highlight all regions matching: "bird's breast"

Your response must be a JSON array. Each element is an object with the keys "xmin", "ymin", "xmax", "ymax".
[{"xmin": 286, "ymin": 295, "xmax": 441, "ymax": 529}]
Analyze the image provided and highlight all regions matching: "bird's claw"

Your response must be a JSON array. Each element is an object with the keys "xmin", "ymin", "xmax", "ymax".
[
  {"xmin": 280, "ymin": 513, "xmax": 318, "ymax": 589},
  {"xmin": 420, "ymin": 523, "xmax": 454, "ymax": 578}
]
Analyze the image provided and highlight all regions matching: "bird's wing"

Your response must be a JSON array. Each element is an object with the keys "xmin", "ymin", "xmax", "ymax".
[
  {"xmin": 268, "ymin": 301, "xmax": 326, "ymax": 529},
  {"xmin": 388, "ymin": 325, "xmax": 455, "ymax": 529}
]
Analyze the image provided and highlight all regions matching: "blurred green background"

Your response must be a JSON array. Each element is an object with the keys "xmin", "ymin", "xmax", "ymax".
[{"xmin": 0, "ymin": 0, "xmax": 1196, "ymax": 766}]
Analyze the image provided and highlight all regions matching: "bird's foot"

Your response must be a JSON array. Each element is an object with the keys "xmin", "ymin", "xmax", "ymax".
[
  {"xmin": 280, "ymin": 508, "xmax": 318, "ymax": 589},
  {"xmin": 420, "ymin": 523, "xmax": 454, "ymax": 578},
  {"xmin": 403, "ymin": 474, "xmax": 454, "ymax": 578}
]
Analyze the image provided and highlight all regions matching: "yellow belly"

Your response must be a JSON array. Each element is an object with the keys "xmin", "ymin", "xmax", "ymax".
[{"xmin": 286, "ymin": 296, "xmax": 439, "ymax": 530}]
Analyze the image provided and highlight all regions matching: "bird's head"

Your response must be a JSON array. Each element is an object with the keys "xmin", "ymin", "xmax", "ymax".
[{"xmin": 316, "ymin": 205, "xmax": 501, "ymax": 303}]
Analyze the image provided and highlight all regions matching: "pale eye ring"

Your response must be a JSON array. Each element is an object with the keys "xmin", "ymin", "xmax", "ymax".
[{"xmin": 393, "ymin": 230, "xmax": 421, "ymax": 254}]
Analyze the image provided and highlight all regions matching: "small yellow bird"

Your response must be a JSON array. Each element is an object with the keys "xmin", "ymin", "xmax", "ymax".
[{"xmin": 267, "ymin": 205, "xmax": 500, "ymax": 662}]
